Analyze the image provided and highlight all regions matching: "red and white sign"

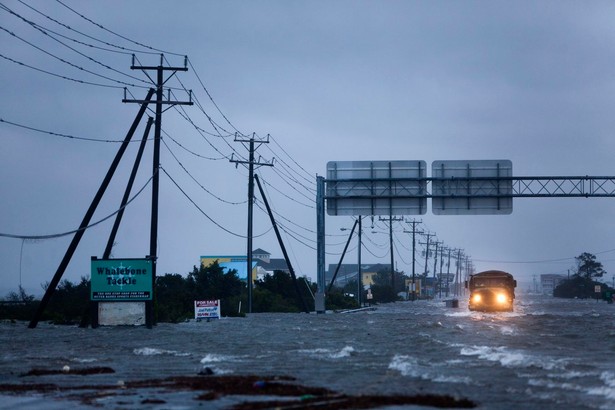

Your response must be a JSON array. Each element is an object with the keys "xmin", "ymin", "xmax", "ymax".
[{"xmin": 194, "ymin": 300, "xmax": 221, "ymax": 319}]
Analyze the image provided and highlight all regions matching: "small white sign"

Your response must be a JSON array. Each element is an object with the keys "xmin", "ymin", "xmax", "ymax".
[{"xmin": 194, "ymin": 300, "xmax": 221, "ymax": 319}]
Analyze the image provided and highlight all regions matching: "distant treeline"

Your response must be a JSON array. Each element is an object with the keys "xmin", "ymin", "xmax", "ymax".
[
  {"xmin": 553, "ymin": 252, "xmax": 614, "ymax": 301},
  {"xmin": 0, "ymin": 262, "xmax": 365, "ymax": 324}
]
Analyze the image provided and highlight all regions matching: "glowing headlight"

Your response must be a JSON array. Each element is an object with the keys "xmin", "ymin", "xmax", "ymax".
[
  {"xmin": 496, "ymin": 293, "xmax": 507, "ymax": 304},
  {"xmin": 472, "ymin": 294, "xmax": 482, "ymax": 303}
]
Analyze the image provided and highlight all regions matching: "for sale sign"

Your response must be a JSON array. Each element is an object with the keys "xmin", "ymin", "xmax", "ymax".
[{"xmin": 194, "ymin": 300, "xmax": 221, "ymax": 319}]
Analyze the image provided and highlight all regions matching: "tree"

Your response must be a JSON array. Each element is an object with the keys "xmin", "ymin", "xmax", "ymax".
[
  {"xmin": 5, "ymin": 286, "xmax": 34, "ymax": 303},
  {"xmin": 156, "ymin": 273, "xmax": 193, "ymax": 323},
  {"xmin": 254, "ymin": 271, "xmax": 314, "ymax": 312},
  {"xmin": 325, "ymin": 289, "xmax": 359, "ymax": 310},
  {"xmin": 554, "ymin": 252, "xmax": 608, "ymax": 299},
  {"xmin": 187, "ymin": 262, "xmax": 245, "ymax": 317},
  {"xmin": 575, "ymin": 252, "xmax": 606, "ymax": 280},
  {"xmin": 45, "ymin": 277, "xmax": 90, "ymax": 324},
  {"xmin": 0, "ymin": 286, "xmax": 36, "ymax": 321},
  {"xmin": 371, "ymin": 269, "xmax": 407, "ymax": 301}
]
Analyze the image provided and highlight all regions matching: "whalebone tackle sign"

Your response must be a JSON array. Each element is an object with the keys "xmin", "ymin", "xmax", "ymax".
[
  {"xmin": 194, "ymin": 300, "xmax": 221, "ymax": 320},
  {"xmin": 90, "ymin": 258, "xmax": 153, "ymax": 301}
]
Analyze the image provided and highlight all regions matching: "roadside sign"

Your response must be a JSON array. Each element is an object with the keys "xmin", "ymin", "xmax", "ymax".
[
  {"xmin": 195, "ymin": 300, "xmax": 221, "ymax": 319},
  {"xmin": 90, "ymin": 258, "xmax": 152, "ymax": 301}
]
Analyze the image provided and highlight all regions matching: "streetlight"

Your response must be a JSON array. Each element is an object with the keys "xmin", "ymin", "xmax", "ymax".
[{"xmin": 334, "ymin": 218, "xmax": 363, "ymax": 306}]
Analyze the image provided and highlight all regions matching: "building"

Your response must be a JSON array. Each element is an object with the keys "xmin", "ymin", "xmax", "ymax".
[
  {"xmin": 325, "ymin": 263, "xmax": 392, "ymax": 288},
  {"xmin": 200, "ymin": 249, "xmax": 291, "ymax": 282},
  {"xmin": 252, "ymin": 248, "xmax": 291, "ymax": 276},
  {"xmin": 540, "ymin": 274, "xmax": 567, "ymax": 295}
]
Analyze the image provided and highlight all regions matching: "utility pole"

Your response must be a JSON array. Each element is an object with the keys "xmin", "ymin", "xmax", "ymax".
[
  {"xmin": 404, "ymin": 219, "xmax": 422, "ymax": 301},
  {"xmin": 357, "ymin": 216, "xmax": 363, "ymax": 307},
  {"xmin": 446, "ymin": 248, "xmax": 452, "ymax": 297},
  {"xmin": 123, "ymin": 54, "xmax": 192, "ymax": 327},
  {"xmin": 438, "ymin": 246, "xmax": 446, "ymax": 298},
  {"xmin": 28, "ymin": 88, "xmax": 157, "ymax": 329},
  {"xmin": 465, "ymin": 255, "xmax": 472, "ymax": 295},
  {"xmin": 432, "ymin": 241, "xmax": 441, "ymax": 298},
  {"xmin": 380, "ymin": 215, "xmax": 403, "ymax": 290},
  {"xmin": 419, "ymin": 232, "xmax": 435, "ymax": 298},
  {"xmin": 454, "ymin": 249, "xmax": 463, "ymax": 297},
  {"xmin": 230, "ymin": 133, "xmax": 273, "ymax": 314}
]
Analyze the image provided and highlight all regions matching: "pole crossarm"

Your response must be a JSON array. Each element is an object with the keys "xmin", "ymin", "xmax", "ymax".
[{"xmin": 325, "ymin": 176, "xmax": 615, "ymax": 199}]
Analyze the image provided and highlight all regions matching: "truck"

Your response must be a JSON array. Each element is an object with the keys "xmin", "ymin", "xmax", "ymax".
[{"xmin": 465, "ymin": 270, "xmax": 517, "ymax": 312}]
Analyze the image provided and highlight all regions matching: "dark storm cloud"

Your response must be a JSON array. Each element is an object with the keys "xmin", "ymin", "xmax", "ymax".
[{"xmin": 1, "ymin": 0, "xmax": 615, "ymax": 296}]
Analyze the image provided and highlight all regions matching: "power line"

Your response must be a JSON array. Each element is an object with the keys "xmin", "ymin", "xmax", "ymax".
[
  {"xmin": 268, "ymin": 134, "xmax": 315, "ymax": 182},
  {"xmin": 258, "ymin": 172, "xmax": 314, "ymax": 208},
  {"xmin": 0, "ymin": 52, "xmax": 124, "ymax": 89},
  {"xmin": 55, "ymin": 0, "xmax": 185, "ymax": 57},
  {"xmin": 0, "ymin": 25, "xmax": 149, "ymax": 89},
  {"xmin": 187, "ymin": 58, "xmax": 245, "ymax": 135},
  {"xmin": 161, "ymin": 167, "xmax": 270, "ymax": 239},
  {"xmin": 1, "ymin": 3, "xmax": 151, "ymax": 84},
  {"xmin": 161, "ymin": 138, "xmax": 246, "ymax": 205},
  {"xmin": 174, "ymin": 104, "xmax": 241, "ymax": 160},
  {"xmin": 16, "ymin": 0, "xmax": 160, "ymax": 56},
  {"xmin": 0, "ymin": 174, "xmax": 154, "ymax": 240},
  {"xmin": 0, "ymin": 117, "xmax": 143, "ymax": 143}
]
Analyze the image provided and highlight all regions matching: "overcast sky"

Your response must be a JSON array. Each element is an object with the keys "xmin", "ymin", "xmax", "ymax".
[{"xmin": 2, "ymin": 0, "xmax": 615, "ymax": 297}]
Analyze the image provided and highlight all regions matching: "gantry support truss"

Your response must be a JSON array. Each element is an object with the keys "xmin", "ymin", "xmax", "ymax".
[{"xmin": 325, "ymin": 176, "xmax": 615, "ymax": 199}]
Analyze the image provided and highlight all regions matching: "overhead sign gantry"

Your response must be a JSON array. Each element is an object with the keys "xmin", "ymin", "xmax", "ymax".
[{"xmin": 315, "ymin": 159, "xmax": 615, "ymax": 313}]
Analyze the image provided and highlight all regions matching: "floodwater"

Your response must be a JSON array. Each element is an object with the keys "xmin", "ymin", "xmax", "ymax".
[{"xmin": 1, "ymin": 294, "xmax": 614, "ymax": 409}]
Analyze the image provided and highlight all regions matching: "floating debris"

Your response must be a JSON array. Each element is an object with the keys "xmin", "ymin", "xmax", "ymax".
[
  {"xmin": 0, "ymin": 374, "xmax": 476, "ymax": 409},
  {"xmin": 20, "ymin": 366, "xmax": 115, "ymax": 377}
]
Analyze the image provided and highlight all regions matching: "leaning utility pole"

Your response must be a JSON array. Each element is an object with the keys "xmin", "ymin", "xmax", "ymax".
[
  {"xmin": 404, "ymin": 219, "xmax": 423, "ymax": 301},
  {"xmin": 230, "ymin": 133, "xmax": 273, "ymax": 314},
  {"xmin": 28, "ymin": 88, "xmax": 156, "ymax": 329},
  {"xmin": 124, "ymin": 54, "xmax": 192, "ymax": 327}
]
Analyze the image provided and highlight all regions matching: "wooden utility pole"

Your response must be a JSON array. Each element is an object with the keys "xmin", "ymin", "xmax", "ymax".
[
  {"xmin": 404, "ymin": 219, "xmax": 423, "ymax": 301},
  {"xmin": 27, "ymin": 89, "xmax": 157, "ymax": 329},
  {"xmin": 124, "ymin": 54, "xmax": 192, "ymax": 327},
  {"xmin": 230, "ymin": 133, "xmax": 273, "ymax": 314},
  {"xmin": 379, "ymin": 215, "xmax": 403, "ymax": 290},
  {"xmin": 419, "ymin": 232, "xmax": 435, "ymax": 297}
]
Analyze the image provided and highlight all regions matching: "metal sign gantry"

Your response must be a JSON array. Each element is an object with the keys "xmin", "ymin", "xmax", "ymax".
[{"xmin": 316, "ymin": 166, "xmax": 615, "ymax": 313}]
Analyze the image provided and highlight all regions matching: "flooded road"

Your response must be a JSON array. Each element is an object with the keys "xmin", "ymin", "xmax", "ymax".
[{"xmin": 1, "ymin": 294, "xmax": 614, "ymax": 409}]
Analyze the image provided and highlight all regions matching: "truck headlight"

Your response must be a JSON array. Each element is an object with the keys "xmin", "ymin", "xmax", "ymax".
[
  {"xmin": 496, "ymin": 293, "xmax": 507, "ymax": 304},
  {"xmin": 472, "ymin": 294, "xmax": 482, "ymax": 303}
]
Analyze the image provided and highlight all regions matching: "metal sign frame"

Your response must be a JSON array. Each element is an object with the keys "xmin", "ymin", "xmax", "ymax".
[
  {"xmin": 432, "ymin": 160, "xmax": 513, "ymax": 215},
  {"xmin": 326, "ymin": 160, "xmax": 428, "ymax": 216}
]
